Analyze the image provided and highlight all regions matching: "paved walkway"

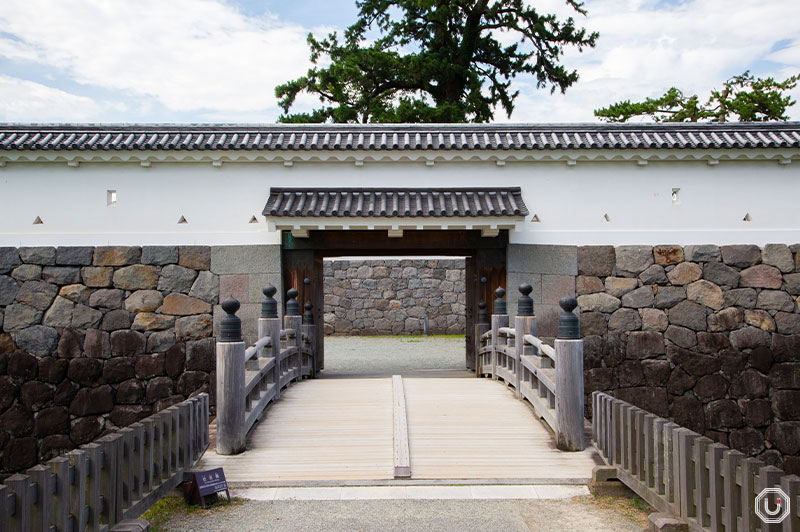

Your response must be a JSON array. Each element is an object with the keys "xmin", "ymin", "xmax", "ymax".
[
  {"xmin": 322, "ymin": 336, "xmax": 468, "ymax": 377},
  {"xmin": 160, "ymin": 497, "xmax": 644, "ymax": 532}
]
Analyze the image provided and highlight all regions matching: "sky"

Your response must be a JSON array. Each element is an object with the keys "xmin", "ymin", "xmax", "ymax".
[{"xmin": 0, "ymin": 0, "xmax": 798, "ymax": 124}]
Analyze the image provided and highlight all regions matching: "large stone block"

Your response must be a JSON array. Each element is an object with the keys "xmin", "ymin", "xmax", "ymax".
[
  {"xmin": 608, "ymin": 308, "xmax": 641, "ymax": 332},
  {"xmin": 654, "ymin": 245, "xmax": 684, "ymax": 265},
  {"xmin": 147, "ymin": 330, "xmax": 176, "ymax": 353},
  {"xmin": 730, "ymin": 369, "xmax": 768, "ymax": 398},
  {"xmin": 189, "ymin": 271, "xmax": 219, "ymax": 304},
  {"xmin": 57, "ymin": 328, "xmax": 84, "ymax": 358},
  {"xmin": 773, "ymin": 390, "xmax": 800, "ymax": 420},
  {"xmin": 117, "ymin": 379, "xmax": 145, "ymax": 404},
  {"xmin": 132, "ymin": 313, "xmax": 175, "ymax": 331},
  {"xmin": 0, "ymin": 247, "xmax": 21, "ymax": 274},
  {"xmin": 613, "ymin": 386, "xmax": 668, "ymax": 417},
  {"xmin": 59, "ymin": 284, "xmax": 90, "ymax": 304},
  {"xmin": 56, "ymin": 247, "xmax": 94, "ymax": 266},
  {"xmin": 684, "ymin": 244, "xmax": 720, "ymax": 263},
  {"xmin": 576, "ymin": 276, "xmax": 603, "ymax": 295},
  {"xmin": 1, "ymin": 437, "xmax": 37, "ymax": 471},
  {"xmin": 80, "ymin": 266, "xmax": 113, "ymax": 287},
  {"xmin": 772, "ymin": 334, "xmax": 800, "ymax": 362},
  {"xmin": 101, "ymin": 309, "xmax": 132, "ymax": 331},
  {"xmin": 135, "ymin": 353, "xmax": 166, "ymax": 378},
  {"xmin": 16, "ymin": 325, "xmax": 59, "ymax": 356},
  {"xmin": 706, "ymin": 399, "xmax": 743, "ymax": 430},
  {"xmin": 162, "ymin": 293, "xmax": 211, "ymax": 315},
  {"xmin": 88, "ymin": 288, "xmax": 124, "ymax": 309},
  {"xmin": 102, "ymin": 357, "xmax": 135, "ymax": 383},
  {"xmin": 33, "ymin": 406, "xmax": 70, "ymax": 437},
  {"xmin": 113, "ymin": 265, "xmax": 158, "ymax": 290},
  {"xmin": 3, "ymin": 303, "xmax": 42, "ymax": 331},
  {"xmin": 721, "ymin": 245, "xmax": 761, "ymax": 268},
  {"xmin": 621, "ymin": 286, "xmax": 654, "ymax": 308},
  {"xmin": 110, "ymin": 330, "xmax": 146, "ymax": 356},
  {"xmin": 639, "ymin": 264, "xmax": 668, "ymax": 285},
  {"xmin": 211, "ymin": 245, "xmax": 280, "ymax": 274},
  {"xmin": 729, "ymin": 428, "xmax": 765, "ymax": 456},
  {"xmin": 775, "ymin": 312, "xmax": 800, "ymax": 335},
  {"xmin": 67, "ymin": 358, "xmax": 103, "ymax": 386},
  {"xmin": 11, "ymin": 264, "xmax": 42, "ymax": 282},
  {"xmin": 71, "ymin": 305, "xmax": 102, "ymax": 329},
  {"xmin": 664, "ymin": 325, "xmax": 696, "ymax": 349},
  {"xmin": 508, "ymin": 244, "xmax": 577, "ymax": 275},
  {"xmin": 577, "ymin": 246, "xmax": 615, "ymax": 277},
  {"xmin": 604, "ymin": 277, "xmax": 637, "ymax": 298},
  {"xmin": 730, "ymin": 326, "xmax": 771, "ymax": 350},
  {"xmin": 577, "ymin": 293, "xmax": 620, "ymax": 313},
  {"xmin": 69, "ymin": 385, "xmax": 113, "ymax": 415},
  {"xmin": 668, "ymin": 300, "xmax": 707, "ymax": 331},
  {"xmin": 141, "ymin": 246, "xmax": 179, "ymax": 265},
  {"xmin": 84, "ymin": 329, "xmax": 111, "ymax": 358},
  {"xmin": 739, "ymin": 264, "xmax": 782, "ymax": 289},
  {"xmin": 157, "ymin": 264, "xmax": 198, "ymax": 293},
  {"xmin": 176, "ymin": 314, "xmax": 213, "ymax": 341},
  {"xmin": 179, "ymin": 246, "xmax": 211, "ymax": 270},
  {"xmin": 93, "ymin": 246, "xmax": 141, "ymax": 266},
  {"xmin": 694, "ymin": 374, "xmax": 729, "ymax": 402},
  {"xmin": 70, "ymin": 416, "xmax": 104, "ymax": 445},
  {"xmin": 666, "ymin": 262, "xmax": 702, "ymax": 285},
  {"xmin": 723, "ymin": 288, "xmax": 757, "ymax": 308},
  {"xmin": 125, "ymin": 290, "xmax": 163, "ymax": 312},
  {"xmin": 42, "ymin": 267, "xmax": 81, "ymax": 285},
  {"xmin": 110, "ymin": 405, "xmax": 152, "ymax": 428},
  {"xmin": 0, "ymin": 275, "xmax": 20, "ymax": 306},
  {"xmin": 15, "ymin": 280, "xmax": 58, "ymax": 310},
  {"xmin": 667, "ymin": 346, "xmax": 721, "ymax": 375},
  {"xmin": 686, "ymin": 280, "xmax": 724, "ymax": 310},
  {"xmin": 19, "ymin": 246, "xmax": 56, "ymax": 265},
  {"xmin": 38, "ymin": 357, "xmax": 67, "ymax": 383},
  {"xmin": 145, "ymin": 376, "xmax": 174, "ymax": 403},
  {"xmin": 765, "ymin": 421, "xmax": 800, "ymax": 454},
  {"xmin": 762, "ymin": 243, "xmax": 794, "ymax": 273},
  {"xmin": 702, "ymin": 261, "xmax": 739, "ymax": 288},
  {"xmin": 654, "ymin": 286, "xmax": 686, "ymax": 309},
  {"xmin": 615, "ymin": 246, "xmax": 654, "ymax": 276},
  {"xmin": 756, "ymin": 290, "xmax": 795, "ymax": 312},
  {"xmin": 770, "ymin": 362, "xmax": 800, "ymax": 388},
  {"xmin": 626, "ymin": 331, "xmax": 665, "ymax": 359}
]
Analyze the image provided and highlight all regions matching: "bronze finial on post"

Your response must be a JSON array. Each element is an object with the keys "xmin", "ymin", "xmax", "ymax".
[
  {"xmin": 555, "ymin": 294, "xmax": 584, "ymax": 451},
  {"xmin": 216, "ymin": 297, "xmax": 245, "ymax": 455},
  {"xmin": 286, "ymin": 287, "xmax": 300, "ymax": 316},
  {"xmin": 261, "ymin": 285, "xmax": 278, "ymax": 319},
  {"xmin": 517, "ymin": 282, "xmax": 534, "ymax": 317}
]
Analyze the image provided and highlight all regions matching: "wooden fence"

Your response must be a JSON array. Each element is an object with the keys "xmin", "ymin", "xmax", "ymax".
[
  {"xmin": 216, "ymin": 285, "xmax": 316, "ymax": 455},
  {"xmin": 0, "ymin": 393, "xmax": 209, "ymax": 532},
  {"xmin": 476, "ymin": 285, "xmax": 585, "ymax": 451},
  {"xmin": 592, "ymin": 391, "xmax": 800, "ymax": 532}
]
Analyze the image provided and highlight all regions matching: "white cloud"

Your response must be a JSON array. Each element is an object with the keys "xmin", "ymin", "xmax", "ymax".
[
  {"xmin": 0, "ymin": 0, "xmax": 798, "ymax": 123},
  {"xmin": 503, "ymin": 0, "xmax": 800, "ymax": 122},
  {"xmin": 0, "ymin": 0, "xmax": 320, "ymax": 118},
  {"xmin": 0, "ymin": 76, "xmax": 101, "ymax": 121}
]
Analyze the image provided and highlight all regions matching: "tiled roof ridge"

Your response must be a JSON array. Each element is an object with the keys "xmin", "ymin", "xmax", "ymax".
[{"xmin": 2, "ymin": 122, "xmax": 799, "ymax": 151}]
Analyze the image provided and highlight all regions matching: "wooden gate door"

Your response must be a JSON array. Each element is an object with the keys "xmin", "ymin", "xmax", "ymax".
[
  {"xmin": 464, "ymin": 248, "xmax": 506, "ymax": 371},
  {"xmin": 282, "ymin": 249, "xmax": 325, "ymax": 372}
]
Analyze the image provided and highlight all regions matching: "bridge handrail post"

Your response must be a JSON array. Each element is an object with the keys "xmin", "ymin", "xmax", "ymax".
[
  {"xmin": 514, "ymin": 283, "xmax": 534, "ymax": 398},
  {"xmin": 490, "ymin": 287, "xmax": 509, "ymax": 381},
  {"xmin": 260, "ymin": 285, "xmax": 282, "ymax": 400},
  {"xmin": 554, "ymin": 295, "xmax": 585, "ymax": 451},
  {"xmin": 284, "ymin": 287, "xmax": 303, "ymax": 383},
  {"xmin": 475, "ymin": 301, "xmax": 490, "ymax": 377},
  {"xmin": 216, "ymin": 297, "xmax": 246, "ymax": 455}
]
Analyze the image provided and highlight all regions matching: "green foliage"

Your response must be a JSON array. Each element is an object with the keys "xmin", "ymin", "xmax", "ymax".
[
  {"xmin": 595, "ymin": 71, "xmax": 799, "ymax": 123},
  {"xmin": 276, "ymin": 0, "xmax": 598, "ymax": 123}
]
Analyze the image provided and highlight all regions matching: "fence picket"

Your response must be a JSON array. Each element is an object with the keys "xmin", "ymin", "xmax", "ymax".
[
  {"xmin": 757, "ymin": 466, "xmax": 784, "ymax": 532},
  {"xmin": 0, "ymin": 485, "xmax": 8, "ymax": 532},
  {"xmin": 131, "ymin": 423, "xmax": 145, "ymax": 501},
  {"xmin": 68, "ymin": 449, "xmax": 88, "ymax": 532},
  {"xmin": 780, "ymin": 475, "xmax": 799, "ymax": 532},
  {"xmin": 27, "ymin": 465, "xmax": 51, "ymax": 532},
  {"xmin": 83, "ymin": 443, "xmax": 102, "ymax": 531},
  {"xmin": 678, "ymin": 429, "xmax": 698, "ymax": 519},
  {"xmin": 51, "ymin": 456, "xmax": 70, "ymax": 532},
  {"xmin": 707, "ymin": 443, "xmax": 725, "ymax": 532},
  {"xmin": 653, "ymin": 418, "xmax": 665, "ymax": 495},
  {"xmin": 741, "ymin": 458, "xmax": 765, "ymax": 531},
  {"xmin": 663, "ymin": 422, "xmax": 678, "ymax": 508},
  {"xmin": 722, "ymin": 449, "xmax": 744, "ymax": 532},
  {"xmin": 6, "ymin": 474, "xmax": 31, "ymax": 532},
  {"xmin": 693, "ymin": 436, "xmax": 712, "ymax": 527}
]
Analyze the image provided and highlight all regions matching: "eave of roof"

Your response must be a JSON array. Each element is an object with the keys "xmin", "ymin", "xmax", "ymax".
[{"xmin": 1, "ymin": 122, "xmax": 799, "ymax": 151}]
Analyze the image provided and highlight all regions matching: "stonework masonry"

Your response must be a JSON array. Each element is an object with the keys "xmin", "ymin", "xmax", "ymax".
[
  {"xmin": 0, "ymin": 244, "xmax": 280, "ymax": 478},
  {"xmin": 577, "ymin": 243, "xmax": 800, "ymax": 475},
  {"xmin": 323, "ymin": 259, "xmax": 466, "ymax": 335}
]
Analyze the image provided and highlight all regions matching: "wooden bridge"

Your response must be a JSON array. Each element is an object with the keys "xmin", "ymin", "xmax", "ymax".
[{"xmin": 208, "ymin": 283, "xmax": 597, "ymax": 485}]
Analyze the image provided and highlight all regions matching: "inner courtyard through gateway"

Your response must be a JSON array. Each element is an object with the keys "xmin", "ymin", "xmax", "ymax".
[{"xmin": 321, "ymin": 256, "xmax": 470, "ymax": 378}]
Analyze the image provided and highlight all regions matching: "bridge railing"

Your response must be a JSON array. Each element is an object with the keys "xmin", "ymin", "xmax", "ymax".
[
  {"xmin": 476, "ymin": 285, "xmax": 585, "ymax": 451},
  {"xmin": 216, "ymin": 285, "xmax": 316, "ymax": 455},
  {"xmin": 1, "ymin": 394, "xmax": 209, "ymax": 532},
  {"xmin": 592, "ymin": 391, "xmax": 800, "ymax": 532}
]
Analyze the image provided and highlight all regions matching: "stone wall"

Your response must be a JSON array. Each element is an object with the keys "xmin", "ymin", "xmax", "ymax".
[
  {"xmin": 0, "ymin": 245, "xmax": 218, "ymax": 477},
  {"xmin": 323, "ymin": 259, "xmax": 466, "ymax": 335},
  {"xmin": 578, "ymin": 244, "xmax": 800, "ymax": 474}
]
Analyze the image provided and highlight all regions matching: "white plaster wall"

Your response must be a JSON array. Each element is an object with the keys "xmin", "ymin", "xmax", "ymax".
[{"xmin": 0, "ymin": 158, "xmax": 798, "ymax": 246}]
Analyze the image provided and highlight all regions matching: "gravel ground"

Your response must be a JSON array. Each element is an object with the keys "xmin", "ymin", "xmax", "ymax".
[
  {"xmin": 160, "ymin": 497, "xmax": 645, "ymax": 532},
  {"xmin": 321, "ymin": 336, "xmax": 469, "ymax": 377}
]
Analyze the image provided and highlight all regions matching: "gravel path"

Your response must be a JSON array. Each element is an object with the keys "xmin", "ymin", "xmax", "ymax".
[
  {"xmin": 322, "ymin": 336, "xmax": 469, "ymax": 377},
  {"xmin": 161, "ymin": 497, "xmax": 644, "ymax": 532}
]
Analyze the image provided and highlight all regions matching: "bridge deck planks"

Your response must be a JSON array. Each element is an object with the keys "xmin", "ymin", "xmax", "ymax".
[
  {"xmin": 403, "ymin": 378, "xmax": 597, "ymax": 480},
  {"xmin": 198, "ymin": 377, "xmax": 597, "ymax": 483}
]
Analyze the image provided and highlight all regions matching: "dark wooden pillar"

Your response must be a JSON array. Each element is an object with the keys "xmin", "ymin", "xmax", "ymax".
[{"xmin": 465, "ymin": 248, "xmax": 506, "ymax": 371}]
